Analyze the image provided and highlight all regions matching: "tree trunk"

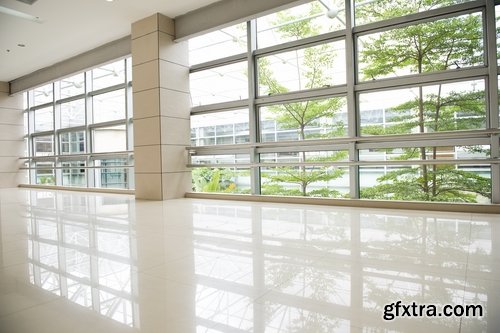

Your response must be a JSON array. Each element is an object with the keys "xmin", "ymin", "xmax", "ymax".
[
  {"xmin": 418, "ymin": 85, "xmax": 429, "ymax": 200},
  {"xmin": 300, "ymin": 125, "xmax": 307, "ymax": 196},
  {"xmin": 431, "ymin": 85, "xmax": 443, "ymax": 198}
]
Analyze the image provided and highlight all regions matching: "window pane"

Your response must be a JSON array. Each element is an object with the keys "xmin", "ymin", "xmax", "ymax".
[
  {"xmin": 257, "ymin": 1, "xmax": 346, "ymax": 49},
  {"xmin": 360, "ymin": 164, "xmax": 491, "ymax": 203},
  {"xmin": 34, "ymin": 135, "xmax": 53, "ymax": 156},
  {"xmin": 92, "ymin": 125, "xmax": 126, "ymax": 153},
  {"xmin": 260, "ymin": 97, "xmax": 347, "ymax": 142},
  {"xmin": 60, "ymin": 73, "xmax": 85, "ymax": 98},
  {"xmin": 355, "ymin": 0, "xmax": 473, "ymax": 26},
  {"xmin": 357, "ymin": 13, "xmax": 483, "ymax": 81},
  {"xmin": 191, "ymin": 109, "xmax": 249, "ymax": 146},
  {"xmin": 60, "ymin": 131, "xmax": 86, "ymax": 155},
  {"xmin": 261, "ymin": 165, "xmax": 349, "ymax": 197},
  {"xmin": 192, "ymin": 167, "xmax": 250, "ymax": 194},
  {"xmin": 62, "ymin": 161, "xmax": 86, "ymax": 187},
  {"xmin": 190, "ymin": 62, "xmax": 248, "ymax": 106},
  {"xmin": 92, "ymin": 60, "xmax": 125, "ymax": 91},
  {"xmin": 94, "ymin": 159, "xmax": 128, "ymax": 189},
  {"xmin": 33, "ymin": 84, "xmax": 53, "ymax": 106},
  {"xmin": 34, "ymin": 106, "xmax": 53, "ymax": 132},
  {"xmin": 35, "ymin": 162, "xmax": 55, "ymax": 185},
  {"xmin": 93, "ymin": 89, "xmax": 126, "ymax": 123},
  {"xmin": 359, "ymin": 80, "xmax": 486, "ymax": 136},
  {"xmin": 60, "ymin": 99, "xmax": 85, "ymax": 128},
  {"xmin": 258, "ymin": 40, "xmax": 345, "ymax": 96},
  {"xmin": 189, "ymin": 22, "xmax": 247, "ymax": 65},
  {"xmin": 260, "ymin": 150, "xmax": 349, "ymax": 197}
]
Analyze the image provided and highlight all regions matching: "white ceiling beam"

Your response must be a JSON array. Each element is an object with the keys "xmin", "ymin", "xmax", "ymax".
[{"xmin": 174, "ymin": 0, "xmax": 309, "ymax": 40}]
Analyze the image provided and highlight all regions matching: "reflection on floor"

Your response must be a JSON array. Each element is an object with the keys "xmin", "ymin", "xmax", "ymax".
[{"xmin": 0, "ymin": 188, "xmax": 498, "ymax": 333}]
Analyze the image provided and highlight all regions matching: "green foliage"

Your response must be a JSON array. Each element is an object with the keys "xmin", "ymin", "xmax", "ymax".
[
  {"xmin": 359, "ymin": 1, "xmax": 483, "ymax": 80},
  {"xmin": 38, "ymin": 176, "xmax": 55, "ymax": 185},
  {"xmin": 361, "ymin": 165, "xmax": 490, "ymax": 202},
  {"xmin": 262, "ymin": 163, "xmax": 345, "ymax": 197},
  {"xmin": 192, "ymin": 168, "xmax": 248, "ymax": 194}
]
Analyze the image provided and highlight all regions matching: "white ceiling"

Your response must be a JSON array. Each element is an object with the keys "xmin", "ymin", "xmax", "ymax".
[{"xmin": 0, "ymin": 0, "xmax": 219, "ymax": 82}]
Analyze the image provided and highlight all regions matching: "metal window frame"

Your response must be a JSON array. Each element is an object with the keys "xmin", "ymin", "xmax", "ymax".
[
  {"xmin": 186, "ymin": 0, "xmax": 499, "ymax": 204},
  {"xmin": 22, "ymin": 58, "xmax": 134, "ymax": 190}
]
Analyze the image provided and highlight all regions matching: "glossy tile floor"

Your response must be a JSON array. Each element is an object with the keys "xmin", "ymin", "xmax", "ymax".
[{"xmin": 0, "ymin": 188, "xmax": 499, "ymax": 333}]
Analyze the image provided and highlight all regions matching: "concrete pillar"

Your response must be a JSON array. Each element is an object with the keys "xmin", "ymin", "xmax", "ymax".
[
  {"xmin": 131, "ymin": 13, "xmax": 191, "ymax": 200},
  {"xmin": 0, "ymin": 82, "xmax": 25, "ymax": 188}
]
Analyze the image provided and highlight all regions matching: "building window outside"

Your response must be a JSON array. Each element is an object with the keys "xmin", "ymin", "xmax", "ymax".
[
  {"xmin": 22, "ymin": 58, "xmax": 134, "ymax": 189},
  {"xmin": 188, "ymin": 0, "xmax": 499, "ymax": 204}
]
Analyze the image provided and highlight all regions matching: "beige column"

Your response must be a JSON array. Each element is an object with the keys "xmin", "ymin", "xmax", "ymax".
[
  {"xmin": 131, "ymin": 14, "xmax": 191, "ymax": 200},
  {"xmin": 0, "ymin": 82, "xmax": 25, "ymax": 188}
]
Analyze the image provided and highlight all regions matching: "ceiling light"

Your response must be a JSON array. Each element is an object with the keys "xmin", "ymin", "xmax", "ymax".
[{"xmin": 326, "ymin": 8, "xmax": 338, "ymax": 19}]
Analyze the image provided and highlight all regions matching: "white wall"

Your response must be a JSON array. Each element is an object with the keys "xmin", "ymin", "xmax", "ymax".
[{"xmin": 0, "ymin": 82, "xmax": 25, "ymax": 188}]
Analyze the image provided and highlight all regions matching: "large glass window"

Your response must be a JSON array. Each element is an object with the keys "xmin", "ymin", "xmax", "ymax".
[
  {"xmin": 188, "ymin": 0, "xmax": 498, "ymax": 204},
  {"xmin": 23, "ymin": 58, "xmax": 133, "ymax": 190}
]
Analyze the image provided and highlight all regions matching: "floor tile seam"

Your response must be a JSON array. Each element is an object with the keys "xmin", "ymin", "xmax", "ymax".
[{"xmin": 458, "ymin": 217, "xmax": 472, "ymax": 333}]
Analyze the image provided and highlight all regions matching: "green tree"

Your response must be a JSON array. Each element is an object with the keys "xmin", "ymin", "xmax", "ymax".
[
  {"xmin": 259, "ymin": 2, "xmax": 347, "ymax": 197},
  {"xmin": 192, "ymin": 167, "xmax": 249, "ymax": 193},
  {"xmin": 358, "ymin": 0, "xmax": 490, "ymax": 202}
]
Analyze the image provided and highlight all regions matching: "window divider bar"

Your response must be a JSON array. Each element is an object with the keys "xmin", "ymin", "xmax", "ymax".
[
  {"xmin": 191, "ymin": 100, "xmax": 249, "ymax": 114},
  {"xmin": 253, "ymin": 30, "xmax": 347, "ymax": 57},
  {"xmin": 255, "ymin": 85, "xmax": 348, "ymax": 105},
  {"xmin": 355, "ymin": 67, "xmax": 488, "ymax": 92},
  {"xmin": 486, "ymin": 0, "xmax": 500, "ymax": 203},
  {"xmin": 189, "ymin": 53, "xmax": 248, "ymax": 73},
  {"xmin": 188, "ymin": 158, "xmax": 499, "ymax": 169},
  {"xmin": 187, "ymin": 129, "xmax": 500, "ymax": 154}
]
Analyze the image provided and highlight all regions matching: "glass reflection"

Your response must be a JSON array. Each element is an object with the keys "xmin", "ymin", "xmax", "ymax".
[
  {"xmin": 184, "ymin": 201, "xmax": 497, "ymax": 332},
  {"xmin": 9, "ymin": 190, "xmax": 497, "ymax": 332},
  {"xmin": 26, "ymin": 191, "xmax": 139, "ymax": 328}
]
